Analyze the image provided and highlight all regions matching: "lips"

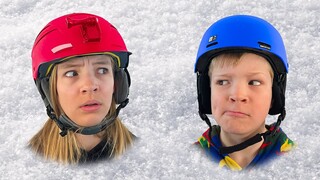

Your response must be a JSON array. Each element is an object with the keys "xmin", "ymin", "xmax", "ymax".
[
  {"xmin": 224, "ymin": 110, "xmax": 250, "ymax": 117},
  {"xmin": 80, "ymin": 100, "xmax": 102, "ymax": 112}
]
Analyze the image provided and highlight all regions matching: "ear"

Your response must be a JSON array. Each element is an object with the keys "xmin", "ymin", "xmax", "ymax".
[
  {"xmin": 37, "ymin": 77, "xmax": 52, "ymax": 108},
  {"xmin": 197, "ymin": 73, "xmax": 212, "ymax": 114},
  {"xmin": 269, "ymin": 82, "xmax": 284, "ymax": 115},
  {"xmin": 113, "ymin": 69, "xmax": 130, "ymax": 104}
]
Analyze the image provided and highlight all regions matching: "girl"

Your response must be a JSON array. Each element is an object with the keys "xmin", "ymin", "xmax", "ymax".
[{"xmin": 29, "ymin": 13, "xmax": 135, "ymax": 164}]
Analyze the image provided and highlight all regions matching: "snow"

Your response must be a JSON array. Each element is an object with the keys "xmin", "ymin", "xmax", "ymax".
[{"xmin": 0, "ymin": 0, "xmax": 319, "ymax": 179}]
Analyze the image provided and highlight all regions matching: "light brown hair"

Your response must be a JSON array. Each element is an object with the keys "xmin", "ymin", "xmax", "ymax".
[{"xmin": 208, "ymin": 52, "xmax": 274, "ymax": 82}]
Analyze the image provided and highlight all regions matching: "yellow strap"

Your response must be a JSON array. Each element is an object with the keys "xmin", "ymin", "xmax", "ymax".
[
  {"xmin": 280, "ymin": 138, "xmax": 295, "ymax": 152},
  {"xmin": 219, "ymin": 156, "xmax": 242, "ymax": 171}
]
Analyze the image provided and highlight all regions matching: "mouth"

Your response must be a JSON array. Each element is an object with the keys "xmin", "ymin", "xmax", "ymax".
[
  {"xmin": 224, "ymin": 110, "xmax": 250, "ymax": 117},
  {"xmin": 82, "ymin": 102, "xmax": 100, "ymax": 107},
  {"xmin": 80, "ymin": 100, "xmax": 102, "ymax": 112},
  {"xmin": 81, "ymin": 100, "xmax": 102, "ymax": 107}
]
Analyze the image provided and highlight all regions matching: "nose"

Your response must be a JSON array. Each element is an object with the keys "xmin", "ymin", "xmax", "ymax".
[
  {"xmin": 80, "ymin": 73, "xmax": 99, "ymax": 93},
  {"xmin": 229, "ymin": 83, "xmax": 248, "ymax": 103}
]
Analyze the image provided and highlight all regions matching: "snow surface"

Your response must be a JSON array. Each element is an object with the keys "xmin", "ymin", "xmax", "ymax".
[{"xmin": 0, "ymin": 0, "xmax": 319, "ymax": 179}]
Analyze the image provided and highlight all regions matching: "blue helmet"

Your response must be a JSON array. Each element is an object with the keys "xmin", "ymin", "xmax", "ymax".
[{"xmin": 195, "ymin": 15, "xmax": 288, "ymax": 116}]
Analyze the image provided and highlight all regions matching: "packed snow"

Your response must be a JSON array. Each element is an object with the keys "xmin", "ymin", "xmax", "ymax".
[{"xmin": 0, "ymin": 0, "xmax": 319, "ymax": 179}]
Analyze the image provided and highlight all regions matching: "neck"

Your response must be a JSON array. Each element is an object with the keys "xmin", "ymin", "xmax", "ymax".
[
  {"xmin": 76, "ymin": 133, "xmax": 102, "ymax": 151},
  {"xmin": 219, "ymin": 126, "xmax": 267, "ymax": 168},
  {"xmin": 219, "ymin": 125, "xmax": 267, "ymax": 146},
  {"xmin": 228, "ymin": 140, "xmax": 264, "ymax": 168}
]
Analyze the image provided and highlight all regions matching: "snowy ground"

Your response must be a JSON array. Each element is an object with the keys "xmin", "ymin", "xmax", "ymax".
[{"xmin": 0, "ymin": 0, "xmax": 319, "ymax": 179}]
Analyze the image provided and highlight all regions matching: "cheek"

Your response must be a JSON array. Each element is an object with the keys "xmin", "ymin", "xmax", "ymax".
[
  {"xmin": 255, "ymin": 89, "xmax": 272, "ymax": 115},
  {"xmin": 102, "ymin": 79, "xmax": 115, "ymax": 97},
  {"xmin": 56, "ymin": 86, "xmax": 72, "ymax": 110},
  {"xmin": 265, "ymin": 93, "xmax": 273, "ymax": 110},
  {"xmin": 211, "ymin": 88, "xmax": 224, "ymax": 115},
  {"xmin": 56, "ymin": 79, "xmax": 76, "ymax": 109}
]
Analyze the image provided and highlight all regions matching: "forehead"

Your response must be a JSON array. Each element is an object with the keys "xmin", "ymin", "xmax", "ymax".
[
  {"xmin": 211, "ymin": 53, "xmax": 272, "ymax": 71},
  {"xmin": 60, "ymin": 55, "xmax": 113, "ymax": 65}
]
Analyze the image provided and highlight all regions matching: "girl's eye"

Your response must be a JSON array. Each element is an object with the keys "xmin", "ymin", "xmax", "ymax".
[
  {"xmin": 249, "ymin": 80, "xmax": 261, "ymax": 86},
  {"xmin": 216, "ymin": 80, "xmax": 229, "ymax": 85},
  {"xmin": 65, "ymin": 71, "xmax": 78, "ymax": 77},
  {"xmin": 97, "ymin": 68, "xmax": 109, "ymax": 74}
]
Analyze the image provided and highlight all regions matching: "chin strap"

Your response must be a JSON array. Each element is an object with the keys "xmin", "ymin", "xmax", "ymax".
[
  {"xmin": 46, "ymin": 99, "xmax": 129, "ymax": 137},
  {"xmin": 199, "ymin": 108, "xmax": 286, "ymax": 155},
  {"xmin": 218, "ymin": 131, "xmax": 271, "ymax": 154},
  {"xmin": 199, "ymin": 111, "xmax": 213, "ymax": 138}
]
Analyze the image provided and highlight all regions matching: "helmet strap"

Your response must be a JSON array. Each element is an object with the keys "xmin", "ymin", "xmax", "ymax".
[
  {"xmin": 271, "ymin": 108, "xmax": 286, "ymax": 136},
  {"xmin": 201, "ymin": 109, "xmax": 287, "ymax": 155},
  {"xmin": 199, "ymin": 112, "xmax": 213, "ymax": 142},
  {"xmin": 218, "ymin": 131, "xmax": 271, "ymax": 154},
  {"xmin": 46, "ymin": 99, "xmax": 129, "ymax": 137}
]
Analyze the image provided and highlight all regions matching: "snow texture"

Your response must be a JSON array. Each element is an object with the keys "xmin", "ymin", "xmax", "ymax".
[{"xmin": 0, "ymin": 0, "xmax": 319, "ymax": 179}]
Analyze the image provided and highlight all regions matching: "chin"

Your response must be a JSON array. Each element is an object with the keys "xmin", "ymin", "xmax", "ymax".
[
  {"xmin": 76, "ymin": 118, "xmax": 104, "ymax": 127},
  {"xmin": 221, "ymin": 124, "xmax": 250, "ymax": 134},
  {"xmin": 224, "ymin": 129, "xmax": 246, "ymax": 135},
  {"xmin": 227, "ymin": 127, "xmax": 263, "ymax": 137}
]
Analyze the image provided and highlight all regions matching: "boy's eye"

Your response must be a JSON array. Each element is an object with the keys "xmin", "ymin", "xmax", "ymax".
[
  {"xmin": 249, "ymin": 80, "xmax": 261, "ymax": 86},
  {"xmin": 97, "ymin": 68, "xmax": 109, "ymax": 74},
  {"xmin": 65, "ymin": 71, "xmax": 78, "ymax": 77},
  {"xmin": 216, "ymin": 80, "xmax": 229, "ymax": 85}
]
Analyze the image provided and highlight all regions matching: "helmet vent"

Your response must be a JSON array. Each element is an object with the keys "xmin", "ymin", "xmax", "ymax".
[
  {"xmin": 258, "ymin": 41, "xmax": 271, "ymax": 50},
  {"xmin": 206, "ymin": 42, "xmax": 218, "ymax": 48}
]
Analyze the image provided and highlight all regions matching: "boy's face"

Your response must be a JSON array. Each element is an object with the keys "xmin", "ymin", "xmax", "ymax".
[{"xmin": 210, "ymin": 53, "xmax": 273, "ymax": 137}]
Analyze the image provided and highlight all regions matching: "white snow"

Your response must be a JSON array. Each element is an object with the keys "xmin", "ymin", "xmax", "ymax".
[{"xmin": 0, "ymin": 0, "xmax": 319, "ymax": 179}]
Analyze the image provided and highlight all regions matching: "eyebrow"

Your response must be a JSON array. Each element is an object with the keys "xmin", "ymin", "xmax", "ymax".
[
  {"xmin": 212, "ymin": 72, "xmax": 270, "ymax": 77},
  {"xmin": 246, "ymin": 72, "xmax": 270, "ymax": 76},
  {"xmin": 58, "ymin": 59, "xmax": 112, "ymax": 69},
  {"xmin": 92, "ymin": 60, "xmax": 112, "ymax": 66}
]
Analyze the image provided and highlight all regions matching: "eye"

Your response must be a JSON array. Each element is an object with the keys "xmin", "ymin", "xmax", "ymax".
[
  {"xmin": 97, "ymin": 68, "xmax": 109, "ymax": 74},
  {"xmin": 65, "ymin": 71, "xmax": 78, "ymax": 77},
  {"xmin": 249, "ymin": 80, "xmax": 261, "ymax": 86},
  {"xmin": 216, "ymin": 80, "xmax": 229, "ymax": 85},
  {"xmin": 97, "ymin": 68, "xmax": 108, "ymax": 74}
]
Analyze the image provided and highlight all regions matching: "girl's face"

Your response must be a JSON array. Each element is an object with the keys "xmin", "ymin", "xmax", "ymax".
[
  {"xmin": 56, "ymin": 55, "xmax": 114, "ymax": 127},
  {"xmin": 210, "ymin": 53, "xmax": 273, "ymax": 138}
]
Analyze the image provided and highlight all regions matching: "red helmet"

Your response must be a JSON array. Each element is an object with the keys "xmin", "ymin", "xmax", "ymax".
[
  {"xmin": 32, "ymin": 12, "xmax": 130, "ymax": 80},
  {"xmin": 31, "ymin": 13, "xmax": 131, "ymax": 136}
]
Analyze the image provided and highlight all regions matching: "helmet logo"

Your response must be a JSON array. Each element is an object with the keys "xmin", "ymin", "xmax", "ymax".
[
  {"xmin": 207, "ymin": 35, "xmax": 218, "ymax": 48},
  {"xmin": 258, "ymin": 41, "xmax": 271, "ymax": 50},
  {"xmin": 66, "ymin": 17, "xmax": 101, "ymax": 42},
  {"xmin": 208, "ymin": 35, "xmax": 217, "ymax": 42}
]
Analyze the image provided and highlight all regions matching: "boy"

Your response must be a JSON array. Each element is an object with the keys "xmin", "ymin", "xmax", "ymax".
[{"xmin": 194, "ymin": 15, "xmax": 295, "ymax": 171}]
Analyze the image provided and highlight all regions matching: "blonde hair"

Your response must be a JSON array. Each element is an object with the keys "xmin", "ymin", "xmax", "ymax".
[
  {"xmin": 29, "ymin": 59, "xmax": 134, "ymax": 164},
  {"xmin": 208, "ymin": 52, "xmax": 274, "ymax": 81}
]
